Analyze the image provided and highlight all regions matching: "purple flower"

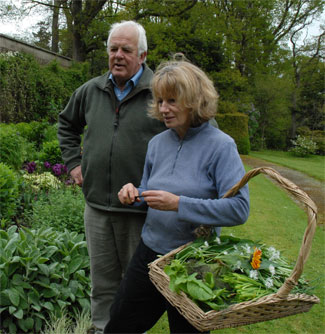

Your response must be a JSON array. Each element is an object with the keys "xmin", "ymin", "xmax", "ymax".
[
  {"xmin": 44, "ymin": 161, "xmax": 51, "ymax": 169},
  {"xmin": 52, "ymin": 164, "xmax": 62, "ymax": 176},
  {"xmin": 25, "ymin": 161, "xmax": 36, "ymax": 173}
]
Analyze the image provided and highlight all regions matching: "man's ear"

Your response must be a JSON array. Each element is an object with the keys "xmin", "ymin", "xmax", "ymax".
[{"xmin": 139, "ymin": 52, "xmax": 147, "ymax": 64}]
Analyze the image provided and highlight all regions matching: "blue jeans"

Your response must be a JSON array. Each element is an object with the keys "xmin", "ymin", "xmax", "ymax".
[{"xmin": 104, "ymin": 239, "xmax": 208, "ymax": 334}]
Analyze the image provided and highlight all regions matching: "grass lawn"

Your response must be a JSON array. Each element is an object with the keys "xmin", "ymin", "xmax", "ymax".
[
  {"xmin": 249, "ymin": 150, "xmax": 325, "ymax": 182},
  {"xmin": 148, "ymin": 165, "xmax": 325, "ymax": 334}
]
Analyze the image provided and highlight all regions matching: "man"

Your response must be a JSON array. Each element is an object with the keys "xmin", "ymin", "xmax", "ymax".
[{"xmin": 57, "ymin": 21, "xmax": 165, "ymax": 333}]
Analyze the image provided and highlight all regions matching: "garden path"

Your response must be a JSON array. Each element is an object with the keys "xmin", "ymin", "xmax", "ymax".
[{"xmin": 241, "ymin": 155, "xmax": 325, "ymax": 225}]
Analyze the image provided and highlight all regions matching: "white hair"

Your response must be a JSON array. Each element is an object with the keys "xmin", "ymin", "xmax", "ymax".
[{"xmin": 107, "ymin": 21, "xmax": 147, "ymax": 61}]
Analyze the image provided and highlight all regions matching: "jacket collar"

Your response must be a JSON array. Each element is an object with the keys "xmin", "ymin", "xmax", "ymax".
[{"xmin": 94, "ymin": 63, "xmax": 153, "ymax": 93}]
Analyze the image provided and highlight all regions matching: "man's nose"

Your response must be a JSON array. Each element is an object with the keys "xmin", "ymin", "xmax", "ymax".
[{"xmin": 115, "ymin": 48, "xmax": 124, "ymax": 58}]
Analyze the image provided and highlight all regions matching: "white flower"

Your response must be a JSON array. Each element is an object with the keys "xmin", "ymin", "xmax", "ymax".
[
  {"xmin": 204, "ymin": 241, "xmax": 209, "ymax": 248},
  {"xmin": 223, "ymin": 251, "xmax": 228, "ymax": 255},
  {"xmin": 215, "ymin": 237, "xmax": 221, "ymax": 244},
  {"xmin": 265, "ymin": 277, "xmax": 274, "ymax": 288},
  {"xmin": 268, "ymin": 247, "xmax": 280, "ymax": 261},
  {"xmin": 269, "ymin": 265, "xmax": 276, "ymax": 276},
  {"xmin": 235, "ymin": 260, "xmax": 242, "ymax": 269},
  {"xmin": 242, "ymin": 244, "xmax": 251, "ymax": 254},
  {"xmin": 249, "ymin": 270, "xmax": 258, "ymax": 280}
]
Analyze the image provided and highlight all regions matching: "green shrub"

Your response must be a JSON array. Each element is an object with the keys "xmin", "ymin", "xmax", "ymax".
[
  {"xmin": 0, "ymin": 125, "xmax": 36, "ymax": 170},
  {"xmin": 216, "ymin": 113, "xmax": 251, "ymax": 154},
  {"xmin": 39, "ymin": 140, "xmax": 64, "ymax": 166},
  {"xmin": 290, "ymin": 135, "xmax": 317, "ymax": 157},
  {"xmin": 0, "ymin": 52, "xmax": 89, "ymax": 123},
  {"xmin": 43, "ymin": 123, "xmax": 59, "ymax": 142},
  {"xmin": 297, "ymin": 127, "xmax": 325, "ymax": 155},
  {"xmin": 0, "ymin": 163, "xmax": 19, "ymax": 223},
  {"xmin": 0, "ymin": 226, "xmax": 90, "ymax": 334},
  {"xmin": 27, "ymin": 186, "xmax": 85, "ymax": 234}
]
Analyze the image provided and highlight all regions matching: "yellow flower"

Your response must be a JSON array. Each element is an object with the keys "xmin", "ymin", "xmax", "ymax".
[{"xmin": 251, "ymin": 247, "xmax": 262, "ymax": 270}]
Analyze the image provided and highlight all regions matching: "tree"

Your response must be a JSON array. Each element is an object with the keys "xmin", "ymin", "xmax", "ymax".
[
  {"xmin": 33, "ymin": 20, "xmax": 51, "ymax": 49},
  {"xmin": 288, "ymin": 24, "xmax": 324, "ymax": 137}
]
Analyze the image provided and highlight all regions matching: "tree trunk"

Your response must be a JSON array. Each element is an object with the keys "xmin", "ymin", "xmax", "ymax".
[
  {"xmin": 51, "ymin": 0, "xmax": 60, "ymax": 53},
  {"xmin": 71, "ymin": 0, "xmax": 86, "ymax": 61}
]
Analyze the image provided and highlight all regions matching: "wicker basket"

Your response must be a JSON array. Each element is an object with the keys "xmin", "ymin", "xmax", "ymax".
[{"xmin": 148, "ymin": 167, "xmax": 320, "ymax": 332}]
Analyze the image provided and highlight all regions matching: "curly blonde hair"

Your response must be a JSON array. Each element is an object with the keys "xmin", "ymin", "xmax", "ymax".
[{"xmin": 148, "ymin": 60, "xmax": 218, "ymax": 126}]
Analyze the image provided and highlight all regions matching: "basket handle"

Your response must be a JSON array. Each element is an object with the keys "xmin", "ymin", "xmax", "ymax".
[{"xmin": 222, "ymin": 167, "xmax": 318, "ymax": 298}]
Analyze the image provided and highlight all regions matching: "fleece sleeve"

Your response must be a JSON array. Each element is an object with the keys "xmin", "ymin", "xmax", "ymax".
[{"xmin": 178, "ymin": 141, "xmax": 249, "ymax": 227}]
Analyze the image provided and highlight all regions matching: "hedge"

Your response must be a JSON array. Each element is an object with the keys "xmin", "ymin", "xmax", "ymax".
[
  {"xmin": 216, "ymin": 113, "xmax": 250, "ymax": 155},
  {"xmin": 0, "ymin": 51, "xmax": 89, "ymax": 124}
]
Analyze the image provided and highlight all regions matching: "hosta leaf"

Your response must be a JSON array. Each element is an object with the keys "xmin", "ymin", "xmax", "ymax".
[
  {"xmin": 9, "ymin": 306, "xmax": 16, "ymax": 314},
  {"xmin": 31, "ymin": 304, "xmax": 41, "ymax": 312},
  {"xmin": 44, "ymin": 246, "xmax": 58, "ymax": 257},
  {"xmin": 13, "ymin": 308, "xmax": 24, "ymax": 319},
  {"xmin": 43, "ymin": 287, "xmax": 58, "ymax": 298},
  {"xmin": 42, "ymin": 301, "xmax": 54, "ymax": 311},
  {"xmin": 78, "ymin": 297, "xmax": 91, "ymax": 311},
  {"xmin": 4, "ymin": 236, "xmax": 18, "ymax": 255},
  {"xmin": 28, "ymin": 290, "xmax": 40, "ymax": 306},
  {"xmin": 0, "ymin": 272, "xmax": 8, "ymax": 289},
  {"xmin": 38, "ymin": 264, "xmax": 49, "ymax": 277},
  {"xmin": 69, "ymin": 256, "xmax": 83, "ymax": 274},
  {"xmin": 8, "ymin": 288, "xmax": 20, "ymax": 306},
  {"xmin": 12, "ymin": 274, "xmax": 23, "ymax": 285},
  {"xmin": 0, "ymin": 230, "xmax": 8, "ymax": 240},
  {"xmin": 0, "ymin": 291, "xmax": 11, "ymax": 306}
]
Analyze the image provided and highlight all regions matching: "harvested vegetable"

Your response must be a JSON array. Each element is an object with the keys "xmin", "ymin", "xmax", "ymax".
[{"xmin": 164, "ymin": 234, "xmax": 314, "ymax": 312}]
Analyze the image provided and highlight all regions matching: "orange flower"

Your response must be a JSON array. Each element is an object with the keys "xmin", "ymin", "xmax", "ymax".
[{"xmin": 251, "ymin": 247, "xmax": 262, "ymax": 270}]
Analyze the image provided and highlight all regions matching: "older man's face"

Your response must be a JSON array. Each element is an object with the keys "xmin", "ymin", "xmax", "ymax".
[{"xmin": 108, "ymin": 26, "xmax": 146, "ymax": 90}]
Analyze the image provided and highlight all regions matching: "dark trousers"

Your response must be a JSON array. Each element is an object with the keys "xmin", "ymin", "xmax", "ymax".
[{"xmin": 104, "ymin": 239, "xmax": 208, "ymax": 334}]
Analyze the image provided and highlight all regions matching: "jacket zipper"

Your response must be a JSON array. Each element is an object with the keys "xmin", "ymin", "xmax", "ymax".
[
  {"xmin": 172, "ymin": 139, "xmax": 183, "ymax": 173},
  {"xmin": 108, "ymin": 107, "xmax": 120, "ymax": 205}
]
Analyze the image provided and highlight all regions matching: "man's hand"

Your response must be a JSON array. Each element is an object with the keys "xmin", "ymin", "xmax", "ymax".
[
  {"xmin": 118, "ymin": 183, "xmax": 140, "ymax": 205},
  {"xmin": 70, "ymin": 165, "xmax": 83, "ymax": 186},
  {"xmin": 141, "ymin": 190, "xmax": 179, "ymax": 211}
]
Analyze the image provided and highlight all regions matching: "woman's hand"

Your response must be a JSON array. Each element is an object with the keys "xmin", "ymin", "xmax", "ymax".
[
  {"xmin": 118, "ymin": 183, "xmax": 140, "ymax": 205},
  {"xmin": 141, "ymin": 190, "xmax": 179, "ymax": 211}
]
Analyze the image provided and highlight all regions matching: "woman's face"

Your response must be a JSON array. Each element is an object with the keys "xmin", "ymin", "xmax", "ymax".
[{"xmin": 158, "ymin": 97, "xmax": 191, "ymax": 138}]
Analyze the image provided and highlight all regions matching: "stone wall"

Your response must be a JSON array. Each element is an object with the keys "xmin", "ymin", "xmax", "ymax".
[{"xmin": 0, "ymin": 34, "xmax": 72, "ymax": 68}]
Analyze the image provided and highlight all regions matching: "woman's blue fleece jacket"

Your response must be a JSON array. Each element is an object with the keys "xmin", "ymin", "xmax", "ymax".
[{"xmin": 137, "ymin": 122, "xmax": 250, "ymax": 254}]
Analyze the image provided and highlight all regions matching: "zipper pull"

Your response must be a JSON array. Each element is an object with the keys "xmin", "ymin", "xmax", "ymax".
[{"xmin": 114, "ymin": 107, "xmax": 119, "ymax": 128}]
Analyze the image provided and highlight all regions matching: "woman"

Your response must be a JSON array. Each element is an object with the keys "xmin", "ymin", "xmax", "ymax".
[{"xmin": 104, "ymin": 60, "xmax": 250, "ymax": 334}]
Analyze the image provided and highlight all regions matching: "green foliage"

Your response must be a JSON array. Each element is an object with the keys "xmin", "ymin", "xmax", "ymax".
[
  {"xmin": 297, "ymin": 127, "xmax": 325, "ymax": 155},
  {"xmin": 39, "ymin": 140, "xmax": 64, "ymax": 165},
  {"xmin": 27, "ymin": 187, "xmax": 85, "ymax": 234},
  {"xmin": 43, "ymin": 123, "xmax": 59, "ymax": 143},
  {"xmin": 0, "ymin": 163, "xmax": 19, "ymax": 223},
  {"xmin": 15, "ymin": 121, "xmax": 49, "ymax": 149},
  {"xmin": 0, "ymin": 226, "xmax": 91, "ymax": 333},
  {"xmin": 0, "ymin": 52, "xmax": 89, "ymax": 123},
  {"xmin": 216, "ymin": 113, "xmax": 250, "ymax": 154},
  {"xmin": 252, "ymin": 73, "xmax": 291, "ymax": 150},
  {"xmin": 0, "ymin": 125, "xmax": 36, "ymax": 170},
  {"xmin": 290, "ymin": 135, "xmax": 318, "ymax": 157}
]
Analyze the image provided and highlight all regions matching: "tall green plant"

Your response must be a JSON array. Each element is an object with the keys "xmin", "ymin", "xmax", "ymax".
[
  {"xmin": 0, "ymin": 226, "xmax": 90, "ymax": 333},
  {"xmin": 0, "ymin": 163, "xmax": 19, "ymax": 224},
  {"xmin": 0, "ymin": 125, "xmax": 36, "ymax": 170}
]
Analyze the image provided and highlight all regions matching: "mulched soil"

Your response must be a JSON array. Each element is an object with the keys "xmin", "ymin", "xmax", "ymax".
[{"xmin": 241, "ymin": 155, "xmax": 325, "ymax": 225}]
